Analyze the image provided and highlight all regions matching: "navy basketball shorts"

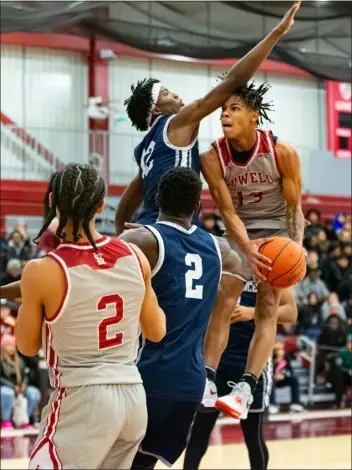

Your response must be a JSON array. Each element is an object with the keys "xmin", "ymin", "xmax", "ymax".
[
  {"xmin": 138, "ymin": 395, "xmax": 200, "ymax": 466},
  {"xmin": 217, "ymin": 360, "xmax": 273, "ymax": 412}
]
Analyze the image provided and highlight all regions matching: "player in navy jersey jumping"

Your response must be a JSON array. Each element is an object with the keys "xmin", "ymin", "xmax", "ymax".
[
  {"xmin": 119, "ymin": 167, "xmax": 241, "ymax": 469},
  {"xmin": 115, "ymin": 1, "xmax": 300, "ymax": 282},
  {"xmin": 183, "ymin": 283, "xmax": 297, "ymax": 470}
]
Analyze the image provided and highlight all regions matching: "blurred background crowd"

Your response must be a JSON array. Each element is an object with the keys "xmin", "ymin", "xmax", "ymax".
[{"xmin": 1, "ymin": 203, "xmax": 351, "ymax": 429}]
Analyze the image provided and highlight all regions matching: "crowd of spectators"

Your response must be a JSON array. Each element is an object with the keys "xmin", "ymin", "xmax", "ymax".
[{"xmin": 0, "ymin": 206, "xmax": 351, "ymax": 429}]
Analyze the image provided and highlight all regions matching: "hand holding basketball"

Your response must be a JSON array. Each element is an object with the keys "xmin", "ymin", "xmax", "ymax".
[{"xmin": 259, "ymin": 237, "xmax": 306, "ymax": 288}]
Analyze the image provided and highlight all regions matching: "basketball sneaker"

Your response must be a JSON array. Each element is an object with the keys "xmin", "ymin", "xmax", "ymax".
[
  {"xmin": 201, "ymin": 378, "xmax": 218, "ymax": 408},
  {"xmin": 215, "ymin": 382, "xmax": 253, "ymax": 419}
]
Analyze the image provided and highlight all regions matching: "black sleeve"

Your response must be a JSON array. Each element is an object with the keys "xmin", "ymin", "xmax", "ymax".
[{"xmin": 272, "ymin": 135, "xmax": 278, "ymax": 146}]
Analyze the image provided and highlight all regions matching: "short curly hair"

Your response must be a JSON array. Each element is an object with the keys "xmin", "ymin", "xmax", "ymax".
[{"xmin": 158, "ymin": 167, "xmax": 202, "ymax": 218}]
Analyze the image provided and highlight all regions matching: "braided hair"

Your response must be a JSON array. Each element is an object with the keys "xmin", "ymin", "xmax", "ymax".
[
  {"xmin": 34, "ymin": 164, "xmax": 106, "ymax": 250},
  {"xmin": 124, "ymin": 78, "xmax": 160, "ymax": 131},
  {"xmin": 219, "ymin": 75, "xmax": 273, "ymax": 126}
]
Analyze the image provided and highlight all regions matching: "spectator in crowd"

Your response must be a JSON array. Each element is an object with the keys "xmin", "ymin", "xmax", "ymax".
[
  {"xmin": 316, "ymin": 229, "xmax": 330, "ymax": 258},
  {"xmin": 7, "ymin": 230, "xmax": 31, "ymax": 262},
  {"xmin": 342, "ymin": 242, "xmax": 352, "ymax": 261},
  {"xmin": 328, "ymin": 255, "xmax": 352, "ymax": 293},
  {"xmin": 0, "ymin": 334, "xmax": 41, "ymax": 430},
  {"xmin": 321, "ymin": 242, "xmax": 343, "ymax": 286},
  {"xmin": 296, "ymin": 292, "xmax": 323, "ymax": 340},
  {"xmin": 343, "ymin": 295, "xmax": 352, "ymax": 324},
  {"xmin": 324, "ymin": 219, "xmax": 338, "ymax": 242},
  {"xmin": 269, "ymin": 339, "xmax": 304, "ymax": 414},
  {"xmin": 321, "ymin": 293, "xmax": 346, "ymax": 322},
  {"xmin": 0, "ymin": 234, "xmax": 10, "ymax": 274},
  {"xmin": 329, "ymin": 334, "xmax": 352, "ymax": 407},
  {"xmin": 305, "ymin": 209, "xmax": 324, "ymax": 237},
  {"xmin": 294, "ymin": 267, "xmax": 329, "ymax": 305},
  {"xmin": 201, "ymin": 213, "xmax": 224, "ymax": 237},
  {"xmin": 316, "ymin": 314, "xmax": 348, "ymax": 378},
  {"xmin": 333, "ymin": 212, "xmax": 346, "ymax": 233},
  {"xmin": 306, "ymin": 250, "xmax": 319, "ymax": 270},
  {"xmin": 0, "ymin": 302, "xmax": 16, "ymax": 338},
  {"xmin": 0, "ymin": 259, "xmax": 23, "ymax": 286}
]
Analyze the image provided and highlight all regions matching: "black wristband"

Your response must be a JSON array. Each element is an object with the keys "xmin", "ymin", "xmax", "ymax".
[{"xmin": 205, "ymin": 365, "xmax": 216, "ymax": 382}]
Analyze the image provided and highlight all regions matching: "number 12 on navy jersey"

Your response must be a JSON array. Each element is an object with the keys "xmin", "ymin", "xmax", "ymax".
[{"xmin": 185, "ymin": 253, "xmax": 203, "ymax": 299}]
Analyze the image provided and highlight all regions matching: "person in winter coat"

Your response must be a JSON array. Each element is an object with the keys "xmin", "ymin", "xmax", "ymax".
[
  {"xmin": 269, "ymin": 339, "xmax": 304, "ymax": 414},
  {"xmin": 0, "ymin": 334, "xmax": 41, "ymax": 430}
]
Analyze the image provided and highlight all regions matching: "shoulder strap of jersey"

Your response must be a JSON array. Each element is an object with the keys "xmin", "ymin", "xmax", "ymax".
[
  {"xmin": 145, "ymin": 225, "xmax": 165, "ymax": 277},
  {"xmin": 260, "ymin": 129, "xmax": 282, "ymax": 176},
  {"xmin": 211, "ymin": 136, "xmax": 231, "ymax": 177},
  {"xmin": 45, "ymin": 251, "xmax": 71, "ymax": 324}
]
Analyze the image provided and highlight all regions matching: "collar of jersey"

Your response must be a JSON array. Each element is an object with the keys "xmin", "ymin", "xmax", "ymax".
[{"xmin": 156, "ymin": 221, "xmax": 197, "ymax": 235}]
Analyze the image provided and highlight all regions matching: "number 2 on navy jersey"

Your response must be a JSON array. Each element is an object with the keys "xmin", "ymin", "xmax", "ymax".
[{"xmin": 185, "ymin": 253, "xmax": 203, "ymax": 299}]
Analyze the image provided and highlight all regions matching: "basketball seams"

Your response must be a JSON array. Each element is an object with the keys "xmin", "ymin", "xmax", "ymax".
[
  {"xmin": 271, "ymin": 250, "xmax": 305, "ymax": 286},
  {"xmin": 259, "ymin": 239, "xmax": 292, "ymax": 280}
]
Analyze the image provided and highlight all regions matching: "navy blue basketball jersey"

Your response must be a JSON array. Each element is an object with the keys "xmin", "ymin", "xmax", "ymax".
[
  {"xmin": 134, "ymin": 114, "xmax": 201, "ymax": 224},
  {"xmin": 137, "ymin": 221, "xmax": 222, "ymax": 402},
  {"xmin": 219, "ymin": 281, "xmax": 257, "ymax": 369}
]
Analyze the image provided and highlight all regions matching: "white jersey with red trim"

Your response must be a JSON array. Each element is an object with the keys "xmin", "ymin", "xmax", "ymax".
[
  {"xmin": 43, "ymin": 236, "xmax": 145, "ymax": 388},
  {"xmin": 213, "ymin": 129, "xmax": 287, "ymax": 230}
]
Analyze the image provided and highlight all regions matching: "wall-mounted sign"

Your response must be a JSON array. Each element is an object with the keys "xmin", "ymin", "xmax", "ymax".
[{"xmin": 326, "ymin": 81, "xmax": 351, "ymax": 159}]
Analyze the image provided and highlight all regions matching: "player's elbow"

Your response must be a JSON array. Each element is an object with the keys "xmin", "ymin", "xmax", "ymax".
[{"xmin": 16, "ymin": 339, "xmax": 41, "ymax": 357}]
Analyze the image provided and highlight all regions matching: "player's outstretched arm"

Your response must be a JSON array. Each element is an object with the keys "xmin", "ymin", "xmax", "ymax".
[
  {"xmin": 276, "ymin": 140, "xmax": 305, "ymax": 246},
  {"xmin": 115, "ymin": 173, "xmax": 143, "ymax": 236},
  {"xmin": 168, "ymin": 1, "xmax": 300, "ymax": 143},
  {"xmin": 0, "ymin": 280, "xmax": 21, "ymax": 299},
  {"xmin": 231, "ymin": 287, "xmax": 298, "ymax": 325},
  {"xmin": 201, "ymin": 148, "xmax": 270, "ymax": 281},
  {"xmin": 204, "ymin": 238, "xmax": 243, "ymax": 370},
  {"xmin": 130, "ymin": 243, "xmax": 166, "ymax": 343},
  {"xmin": 15, "ymin": 260, "xmax": 44, "ymax": 356}
]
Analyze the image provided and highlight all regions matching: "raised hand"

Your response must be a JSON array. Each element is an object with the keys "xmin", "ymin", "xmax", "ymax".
[{"xmin": 275, "ymin": 1, "xmax": 301, "ymax": 36}]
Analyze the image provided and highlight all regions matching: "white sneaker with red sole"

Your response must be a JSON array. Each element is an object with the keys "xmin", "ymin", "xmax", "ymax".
[
  {"xmin": 201, "ymin": 378, "xmax": 218, "ymax": 408},
  {"xmin": 215, "ymin": 382, "xmax": 253, "ymax": 419}
]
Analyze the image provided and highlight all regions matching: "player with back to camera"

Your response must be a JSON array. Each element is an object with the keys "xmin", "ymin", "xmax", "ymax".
[
  {"xmin": 119, "ymin": 167, "xmax": 241, "ymax": 470},
  {"xmin": 183, "ymin": 282, "xmax": 297, "ymax": 470},
  {"xmin": 1, "ymin": 164, "xmax": 166, "ymax": 469},
  {"xmin": 200, "ymin": 80, "xmax": 306, "ymax": 418},
  {"xmin": 116, "ymin": 1, "xmax": 301, "ymax": 284}
]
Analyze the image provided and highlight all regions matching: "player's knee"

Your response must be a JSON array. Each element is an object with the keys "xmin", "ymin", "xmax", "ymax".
[{"xmin": 256, "ymin": 286, "xmax": 279, "ymax": 320}]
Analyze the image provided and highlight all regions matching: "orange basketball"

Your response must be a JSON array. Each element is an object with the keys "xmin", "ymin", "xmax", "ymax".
[{"xmin": 259, "ymin": 237, "xmax": 306, "ymax": 288}]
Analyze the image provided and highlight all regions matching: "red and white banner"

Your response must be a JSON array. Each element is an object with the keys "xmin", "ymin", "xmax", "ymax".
[{"xmin": 326, "ymin": 81, "xmax": 351, "ymax": 159}]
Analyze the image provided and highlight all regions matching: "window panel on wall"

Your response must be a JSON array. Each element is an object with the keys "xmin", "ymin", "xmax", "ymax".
[{"xmin": 1, "ymin": 45, "xmax": 25, "ymax": 126}]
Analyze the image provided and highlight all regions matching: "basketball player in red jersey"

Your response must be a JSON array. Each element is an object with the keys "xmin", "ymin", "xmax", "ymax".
[
  {"xmin": 201, "ymin": 82, "xmax": 305, "ymax": 418},
  {"xmin": 9, "ymin": 164, "xmax": 166, "ymax": 469}
]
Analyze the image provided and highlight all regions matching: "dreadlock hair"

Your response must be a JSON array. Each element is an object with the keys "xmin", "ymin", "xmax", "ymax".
[
  {"xmin": 219, "ymin": 75, "xmax": 274, "ymax": 126},
  {"xmin": 158, "ymin": 167, "xmax": 203, "ymax": 218},
  {"xmin": 34, "ymin": 163, "xmax": 106, "ymax": 250},
  {"xmin": 124, "ymin": 78, "xmax": 160, "ymax": 131}
]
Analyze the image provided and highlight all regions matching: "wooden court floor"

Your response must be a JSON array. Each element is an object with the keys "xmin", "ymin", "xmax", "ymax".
[{"xmin": 1, "ymin": 413, "xmax": 351, "ymax": 469}]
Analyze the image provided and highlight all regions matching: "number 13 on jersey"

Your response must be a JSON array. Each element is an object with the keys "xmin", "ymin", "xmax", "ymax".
[{"xmin": 185, "ymin": 253, "xmax": 203, "ymax": 300}]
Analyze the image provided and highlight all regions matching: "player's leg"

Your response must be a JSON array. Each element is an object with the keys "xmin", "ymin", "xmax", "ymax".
[
  {"xmin": 240, "ymin": 413, "xmax": 269, "ymax": 470},
  {"xmin": 132, "ymin": 397, "xmax": 199, "ymax": 469},
  {"xmin": 29, "ymin": 385, "xmax": 129, "ymax": 469},
  {"xmin": 183, "ymin": 409, "xmax": 219, "ymax": 470},
  {"xmin": 184, "ymin": 368, "xmax": 230, "ymax": 470},
  {"xmin": 99, "ymin": 384, "xmax": 148, "ymax": 469},
  {"xmin": 203, "ymin": 272, "xmax": 244, "ymax": 406}
]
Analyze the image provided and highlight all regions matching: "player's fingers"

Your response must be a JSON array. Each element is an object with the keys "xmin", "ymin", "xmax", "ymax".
[
  {"xmin": 252, "ymin": 265, "xmax": 267, "ymax": 282},
  {"xmin": 255, "ymin": 253, "xmax": 272, "ymax": 269}
]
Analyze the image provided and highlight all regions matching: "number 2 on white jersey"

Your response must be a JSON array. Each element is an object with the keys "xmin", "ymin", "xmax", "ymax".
[{"xmin": 185, "ymin": 253, "xmax": 203, "ymax": 299}]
